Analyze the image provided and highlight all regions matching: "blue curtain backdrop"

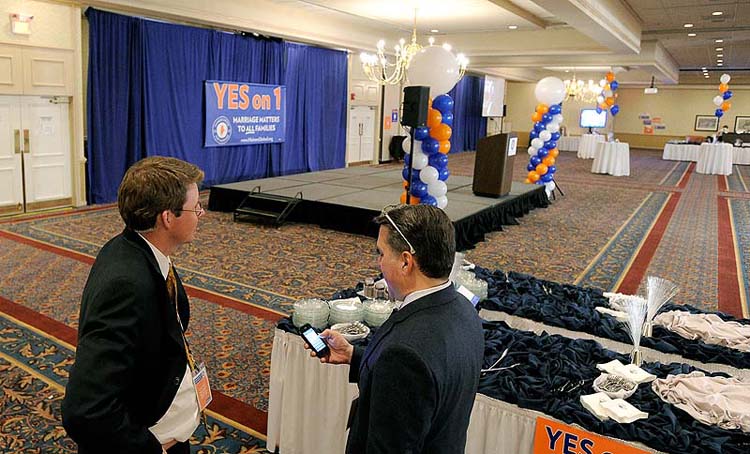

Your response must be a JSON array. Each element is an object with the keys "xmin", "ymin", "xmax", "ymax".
[
  {"xmin": 448, "ymin": 75, "xmax": 487, "ymax": 153},
  {"xmin": 86, "ymin": 8, "xmax": 347, "ymax": 204}
]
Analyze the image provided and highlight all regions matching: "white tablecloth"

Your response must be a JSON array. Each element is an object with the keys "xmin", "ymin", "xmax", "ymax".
[
  {"xmin": 733, "ymin": 146, "xmax": 750, "ymax": 165},
  {"xmin": 267, "ymin": 328, "xmax": 663, "ymax": 454},
  {"xmin": 557, "ymin": 136, "xmax": 579, "ymax": 152},
  {"xmin": 576, "ymin": 134, "xmax": 605, "ymax": 159},
  {"xmin": 662, "ymin": 143, "xmax": 701, "ymax": 162},
  {"xmin": 696, "ymin": 142, "xmax": 734, "ymax": 175},
  {"xmin": 591, "ymin": 142, "xmax": 630, "ymax": 176}
]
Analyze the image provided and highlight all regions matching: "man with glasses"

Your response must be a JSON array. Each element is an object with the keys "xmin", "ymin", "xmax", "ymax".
[
  {"xmin": 311, "ymin": 204, "xmax": 484, "ymax": 454},
  {"xmin": 63, "ymin": 157, "xmax": 206, "ymax": 454}
]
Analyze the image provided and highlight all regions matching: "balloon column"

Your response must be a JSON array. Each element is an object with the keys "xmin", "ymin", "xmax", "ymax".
[
  {"xmin": 713, "ymin": 74, "xmax": 732, "ymax": 118},
  {"xmin": 596, "ymin": 71, "xmax": 620, "ymax": 117},
  {"xmin": 401, "ymin": 95, "xmax": 453, "ymax": 209},
  {"xmin": 525, "ymin": 77, "xmax": 566, "ymax": 196}
]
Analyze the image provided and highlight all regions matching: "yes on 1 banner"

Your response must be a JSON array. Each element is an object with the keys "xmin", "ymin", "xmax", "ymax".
[
  {"xmin": 533, "ymin": 417, "xmax": 650, "ymax": 454},
  {"xmin": 204, "ymin": 80, "xmax": 286, "ymax": 147}
]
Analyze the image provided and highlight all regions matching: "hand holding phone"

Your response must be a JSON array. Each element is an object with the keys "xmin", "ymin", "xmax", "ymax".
[{"xmin": 299, "ymin": 324, "xmax": 330, "ymax": 358}]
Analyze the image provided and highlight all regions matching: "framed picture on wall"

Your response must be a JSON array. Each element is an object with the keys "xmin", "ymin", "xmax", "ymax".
[
  {"xmin": 735, "ymin": 116, "xmax": 750, "ymax": 133},
  {"xmin": 694, "ymin": 115, "xmax": 719, "ymax": 132}
]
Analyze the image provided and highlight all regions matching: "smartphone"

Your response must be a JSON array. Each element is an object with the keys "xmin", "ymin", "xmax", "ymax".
[{"xmin": 299, "ymin": 324, "xmax": 330, "ymax": 357}]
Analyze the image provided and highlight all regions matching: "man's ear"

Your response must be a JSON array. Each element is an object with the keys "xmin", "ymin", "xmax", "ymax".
[
  {"xmin": 401, "ymin": 251, "xmax": 414, "ymax": 271},
  {"xmin": 158, "ymin": 210, "xmax": 171, "ymax": 229}
]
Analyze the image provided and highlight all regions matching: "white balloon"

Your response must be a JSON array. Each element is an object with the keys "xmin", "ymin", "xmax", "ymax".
[
  {"xmin": 401, "ymin": 138, "xmax": 411, "ymax": 154},
  {"xmin": 713, "ymin": 95, "xmax": 724, "ymax": 106},
  {"xmin": 420, "ymin": 165, "xmax": 439, "ymax": 184},
  {"xmin": 407, "ymin": 46, "xmax": 460, "ymax": 96},
  {"xmin": 720, "ymin": 73, "xmax": 731, "ymax": 84},
  {"xmin": 534, "ymin": 77, "xmax": 566, "ymax": 105},
  {"xmin": 599, "ymin": 79, "xmax": 607, "ymax": 87},
  {"xmin": 596, "ymin": 95, "xmax": 605, "ymax": 104},
  {"xmin": 412, "ymin": 150, "xmax": 428, "ymax": 170},
  {"xmin": 428, "ymin": 180, "xmax": 448, "ymax": 198},
  {"xmin": 539, "ymin": 130, "xmax": 552, "ymax": 142},
  {"xmin": 544, "ymin": 180, "xmax": 556, "ymax": 198},
  {"xmin": 603, "ymin": 89, "xmax": 613, "ymax": 98},
  {"xmin": 553, "ymin": 114, "xmax": 564, "ymax": 124},
  {"xmin": 545, "ymin": 123, "xmax": 560, "ymax": 133},
  {"xmin": 436, "ymin": 195, "xmax": 448, "ymax": 209},
  {"xmin": 531, "ymin": 138, "xmax": 544, "ymax": 149},
  {"xmin": 527, "ymin": 146, "xmax": 536, "ymax": 156}
]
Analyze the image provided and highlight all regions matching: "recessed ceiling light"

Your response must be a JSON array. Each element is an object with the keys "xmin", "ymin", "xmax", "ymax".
[
  {"xmin": 716, "ymin": 47, "xmax": 723, "ymax": 51},
  {"xmin": 717, "ymin": 60, "xmax": 723, "ymax": 63},
  {"xmin": 688, "ymin": 33, "xmax": 696, "ymax": 37},
  {"xmin": 431, "ymin": 29, "xmax": 439, "ymax": 33},
  {"xmin": 564, "ymin": 69, "xmax": 570, "ymax": 73},
  {"xmin": 717, "ymin": 54, "xmax": 723, "ymax": 57},
  {"xmin": 715, "ymin": 39, "xmax": 723, "ymax": 43},
  {"xmin": 684, "ymin": 23, "xmax": 693, "ymax": 28},
  {"xmin": 718, "ymin": 63, "xmax": 723, "ymax": 66},
  {"xmin": 712, "ymin": 11, "xmax": 723, "ymax": 16},
  {"xmin": 508, "ymin": 25, "xmax": 518, "ymax": 30}
]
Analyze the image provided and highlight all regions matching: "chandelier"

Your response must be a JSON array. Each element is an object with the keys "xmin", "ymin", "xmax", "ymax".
[
  {"xmin": 360, "ymin": 11, "xmax": 468, "ymax": 85},
  {"xmin": 563, "ymin": 73, "xmax": 602, "ymax": 103}
]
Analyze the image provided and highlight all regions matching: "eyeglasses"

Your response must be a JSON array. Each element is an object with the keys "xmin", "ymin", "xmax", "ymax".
[
  {"xmin": 176, "ymin": 201, "xmax": 205, "ymax": 218},
  {"xmin": 381, "ymin": 204, "xmax": 416, "ymax": 255}
]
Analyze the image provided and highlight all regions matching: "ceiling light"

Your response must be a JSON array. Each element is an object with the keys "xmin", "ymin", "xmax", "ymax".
[
  {"xmin": 715, "ymin": 39, "xmax": 723, "ymax": 43},
  {"xmin": 687, "ymin": 33, "xmax": 696, "ymax": 37},
  {"xmin": 702, "ymin": 67, "xmax": 707, "ymax": 70},
  {"xmin": 712, "ymin": 11, "xmax": 723, "ymax": 16},
  {"xmin": 718, "ymin": 63, "xmax": 723, "ymax": 66},
  {"xmin": 717, "ymin": 60, "xmax": 723, "ymax": 63},
  {"xmin": 684, "ymin": 23, "xmax": 693, "ymax": 28},
  {"xmin": 716, "ymin": 47, "xmax": 723, "ymax": 51},
  {"xmin": 644, "ymin": 76, "xmax": 658, "ymax": 94},
  {"xmin": 717, "ymin": 54, "xmax": 723, "ymax": 57},
  {"xmin": 431, "ymin": 29, "xmax": 439, "ymax": 33},
  {"xmin": 564, "ymin": 69, "xmax": 570, "ymax": 73},
  {"xmin": 508, "ymin": 25, "xmax": 518, "ymax": 30}
]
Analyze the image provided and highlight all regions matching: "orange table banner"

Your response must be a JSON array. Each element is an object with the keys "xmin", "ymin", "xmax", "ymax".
[{"xmin": 533, "ymin": 416, "xmax": 650, "ymax": 454}]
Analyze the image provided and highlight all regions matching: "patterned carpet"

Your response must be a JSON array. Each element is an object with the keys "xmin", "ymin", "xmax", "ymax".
[{"xmin": 0, "ymin": 145, "xmax": 748, "ymax": 452}]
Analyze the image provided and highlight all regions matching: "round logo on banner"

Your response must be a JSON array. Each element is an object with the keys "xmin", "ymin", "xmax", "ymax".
[{"xmin": 212, "ymin": 116, "xmax": 232, "ymax": 145}]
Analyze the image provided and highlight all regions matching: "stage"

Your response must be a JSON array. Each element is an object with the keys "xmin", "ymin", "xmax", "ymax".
[{"xmin": 207, "ymin": 166, "xmax": 548, "ymax": 250}]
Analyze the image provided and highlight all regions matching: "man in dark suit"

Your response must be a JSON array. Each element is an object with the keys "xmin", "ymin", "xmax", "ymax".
[
  {"xmin": 312, "ymin": 204, "xmax": 484, "ymax": 454},
  {"xmin": 62, "ymin": 157, "xmax": 206, "ymax": 454}
]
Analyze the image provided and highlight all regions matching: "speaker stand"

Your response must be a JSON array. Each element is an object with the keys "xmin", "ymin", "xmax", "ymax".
[
  {"xmin": 550, "ymin": 178, "xmax": 565, "ymax": 201},
  {"xmin": 405, "ymin": 127, "xmax": 416, "ymax": 205}
]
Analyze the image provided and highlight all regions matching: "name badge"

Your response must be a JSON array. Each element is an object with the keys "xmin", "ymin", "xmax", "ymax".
[
  {"xmin": 193, "ymin": 363, "xmax": 212, "ymax": 411},
  {"xmin": 457, "ymin": 285, "xmax": 480, "ymax": 307}
]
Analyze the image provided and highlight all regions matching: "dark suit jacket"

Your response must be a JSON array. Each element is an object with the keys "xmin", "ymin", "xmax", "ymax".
[
  {"xmin": 346, "ymin": 285, "xmax": 484, "ymax": 454},
  {"xmin": 62, "ymin": 228, "xmax": 191, "ymax": 454}
]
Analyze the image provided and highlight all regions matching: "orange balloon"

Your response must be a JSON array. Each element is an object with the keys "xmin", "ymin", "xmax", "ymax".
[
  {"xmin": 400, "ymin": 191, "xmax": 407, "ymax": 204},
  {"xmin": 536, "ymin": 103, "xmax": 549, "ymax": 114},
  {"xmin": 532, "ymin": 112, "xmax": 543, "ymax": 122},
  {"xmin": 427, "ymin": 108, "xmax": 442, "ymax": 128},
  {"xmin": 605, "ymin": 97, "xmax": 615, "ymax": 106},
  {"xmin": 599, "ymin": 103, "xmax": 608, "ymax": 111},
  {"xmin": 719, "ymin": 83, "xmax": 729, "ymax": 93},
  {"xmin": 535, "ymin": 164, "xmax": 548, "ymax": 175},
  {"xmin": 524, "ymin": 178, "xmax": 532, "ymax": 184},
  {"xmin": 606, "ymin": 72, "xmax": 615, "ymax": 82},
  {"xmin": 400, "ymin": 191, "xmax": 420, "ymax": 205},
  {"xmin": 439, "ymin": 140, "xmax": 451, "ymax": 154},
  {"xmin": 428, "ymin": 97, "xmax": 433, "ymax": 108},
  {"xmin": 543, "ymin": 156, "xmax": 556, "ymax": 167},
  {"xmin": 430, "ymin": 123, "xmax": 452, "ymax": 141},
  {"xmin": 528, "ymin": 171, "xmax": 540, "ymax": 182},
  {"xmin": 549, "ymin": 148, "xmax": 560, "ymax": 158},
  {"xmin": 403, "ymin": 180, "xmax": 408, "ymax": 188},
  {"xmin": 721, "ymin": 101, "xmax": 731, "ymax": 112},
  {"xmin": 604, "ymin": 84, "xmax": 611, "ymax": 91}
]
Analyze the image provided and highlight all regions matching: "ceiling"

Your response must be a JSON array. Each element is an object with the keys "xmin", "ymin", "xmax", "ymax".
[{"xmin": 90, "ymin": 0, "xmax": 750, "ymax": 86}]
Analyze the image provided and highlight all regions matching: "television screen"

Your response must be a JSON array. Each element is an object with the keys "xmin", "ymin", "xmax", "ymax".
[
  {"xmin": 482, "ymin": 76, "xmax": 506, "ymax": 117},
  {"xmin": 580, "ymin": 109, "xmax": 607, "ymax": 128}
]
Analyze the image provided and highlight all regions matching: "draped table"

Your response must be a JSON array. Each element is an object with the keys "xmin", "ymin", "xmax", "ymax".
[
  {"xmin": 662, "ymin": 143, "xmax": 700, "ymax": 162},
  {"xmin": 557, "ymin": 136, "xmax": 580, "ymax": 152},
  {"xmin": 733, "ymin": 145, "xmax": 750, "ymax": 165},
  {"xmin": 591, "ymin": 141, "xmax": 630, "ymax": 176},
  {"xmin": 577, "ymin": 133, "xmax": 605, "ymax": 159},
  {"xmin": 696, "ymin": 142, "xmax": 734, "ymax": 175}
]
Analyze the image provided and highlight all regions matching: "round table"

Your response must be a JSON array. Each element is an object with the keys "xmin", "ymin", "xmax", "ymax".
[
  {"xmin": 662, "ymin": 143, "xmax": 700, "ymax": 162},
  {"xmin": 696, "ymin": 142, "xmax": 733, "ymax": 175},
  {"xmin": 591, "ymin": 142, "xmax": 630, "ymax": 176},
  {"xmin": 577, "ymin": 134, "xmax": 605, "ymax": 159},
  {"xmin": 557, "ymin": 136, "xmax": 579, "ymax": 152}
]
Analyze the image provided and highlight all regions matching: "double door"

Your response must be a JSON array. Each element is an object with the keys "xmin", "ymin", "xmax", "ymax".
[
  {"xmin": 347, "ymin": 106, "xmax": 376, "ymax": 164},
  {"xmin": 0, "ymin": 96, "xmax": 71, "ymax": 216}
]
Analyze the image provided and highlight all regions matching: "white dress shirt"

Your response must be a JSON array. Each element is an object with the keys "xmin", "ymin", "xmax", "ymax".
[
  {"xmin": 139, "ymin": 234, "xmax": 200, "ymax": 443},
  {"xmin": 396, "ymin": 280, "xmax": 452, "ymax": 311}
]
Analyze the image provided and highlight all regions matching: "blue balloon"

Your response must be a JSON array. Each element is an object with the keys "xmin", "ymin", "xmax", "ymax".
[
  {"xmin": 438, "ymin": 167, "xmax": 450, "ymax": 181},
  {"xmin": 611, "ymin": 105, "xmax": 620, "ymax": 116},
  {"xmin": 530, "ymin": 156, "xmax": 541, "ymax": 166},
  {"xmin": 548, "ymin": 165, "xmax": 557, "ymax": 174},
  {"xmin": 414, "ymin": 126, "xmax": 430, "ymax": 141},
  {"xmin": 421, "ymin": 138, "xmax": 440, "ymax": 155},
  {"xmin": 610, "ymin": 80, "xmax": 619, "ymax": 91},
  {"xmin": 715, "ymin": 108, "xmax": 724, "ymax": 118},
  {"xmin": 596, "ymin": 106, "xmax": 603, "ymax": 114},
  {"xmin": 548, "ymin": 104, "xmax": 562, "ymax": 115},
  {"xmin": 410, "ymin": 181, "xmax": 428, "ymax": 198},
  {"xmin": 527, "ymin": 163, "xmax": 535, "ymax": 171},
  {"xmin": 542, "ymin": 113, "xmax": 553, "ymax": 124},
  {"xmin": 534, "ymin": 122, "xmax": 545, "ymax": 132},
  {"xmin": 541, "ymin": 173, "xmax": 554, "ymax": 183},
  {"xmin": 551, "ymin": 132, "xmax": 561, "ymax": 141},
  {"xmin": 723, "ymin": 90, "xmax": 733, "ymax": 100},
  {"xmin": 529, "ymin": 130, "xmax": 539, "ymax": 140},
  {"xmin": 441, "ymin": 111, "xmax": 454, "ymax": 127},
  {"xmin": 404, "ymin": 153, "xmax": 411, "ymax": 166},
  {"xmin": 545, "ymin": 141, "xmax": 558, "ymax": 150},
  {"xmin": 429, "ymin": 153, "xmax": 449, "ymax": 169},
  {"xmin": 402, "ymin": 167, "xmax": 421, "ymax": 182},
  {"xmin": 432, "ymin": 95, "xmax": 454, "ymax": 115},
  {"xmin": 537, "ymin": 148, "xmax": 549, "ymax": 158},
  {"xmin": 535, "ymin": 180, "xmax": 544, "ymax": 185},
  {"xmin": 420, "ymin": 194, "xmax": 438, "ymax": 206}
]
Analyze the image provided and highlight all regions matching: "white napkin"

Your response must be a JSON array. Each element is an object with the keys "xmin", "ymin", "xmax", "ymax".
[
  {"xmin": 600, "ymin": 399, "xmax": 649, "ymax": 423},
  {"xmin": 580, "ymin": 393, "xmax": 612, "ymax": 421},
  {"xmin": 595, "ymin": 306, "xmax": 629, "ymax": 322},
  {"xmin": 597, "ymin": 359, "xmax": 656, "ymax": 384}
]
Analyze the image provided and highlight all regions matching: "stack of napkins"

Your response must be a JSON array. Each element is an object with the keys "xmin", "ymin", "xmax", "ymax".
[
  {"xmin": 595, "ymin": 306, "xmax": 629, "ymax": 322},
  {"xmin": 597, "ymin": 359, "xmax": 656, "ymax": 384},
  {"xmin": 580, "ymin": 392, "xmax": 649, "ymax": 423}
]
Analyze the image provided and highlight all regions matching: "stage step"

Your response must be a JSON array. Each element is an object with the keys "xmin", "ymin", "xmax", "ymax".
[{"xmin": 233, "ymin": 187, "xmax": 302, "ymax": 226}]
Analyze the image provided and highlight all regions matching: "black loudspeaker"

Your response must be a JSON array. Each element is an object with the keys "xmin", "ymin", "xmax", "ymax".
[
  {"xmin": 401, "ymin": 86, "xmax": 429, "ymax": 128},
  {"xmin": 502, "ymin": 104, "xmax": 507, "ymax": 117}
]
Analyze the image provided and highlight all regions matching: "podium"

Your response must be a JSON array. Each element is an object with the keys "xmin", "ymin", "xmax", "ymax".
[{"xmin": 472, "ymin": 133, "xmax": 517, "ymax": 197}]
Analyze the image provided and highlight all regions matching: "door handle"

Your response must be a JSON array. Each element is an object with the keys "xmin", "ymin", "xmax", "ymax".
[
  {"xmin": 23, "ymin": 129, "xmax": 29, "ymax": 154},
  {"xmin": 14, "ymin": 129, "xmax": 20, "ymax": 154}
]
